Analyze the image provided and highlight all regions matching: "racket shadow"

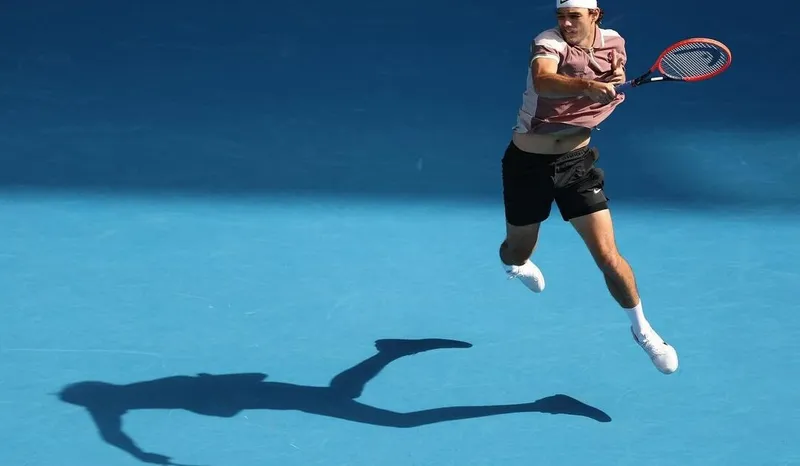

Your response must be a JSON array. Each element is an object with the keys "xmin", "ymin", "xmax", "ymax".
[{"xmin": 57, "ymin": 338, "xmax": 611, "ymax": 465}]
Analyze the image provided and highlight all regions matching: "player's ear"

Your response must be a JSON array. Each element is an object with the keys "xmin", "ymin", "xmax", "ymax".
[{"xmin": 592, "ymin": 8, "xmax": 604, "ymax": 24}]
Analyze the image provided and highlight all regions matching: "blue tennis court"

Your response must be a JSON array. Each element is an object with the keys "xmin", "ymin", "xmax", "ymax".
[{"xmin": 1, "ymin": 1, "xmax": 798, "ymax": 466}]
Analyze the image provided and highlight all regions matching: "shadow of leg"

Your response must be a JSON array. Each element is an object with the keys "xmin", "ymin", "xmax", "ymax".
[
  {"xmin": 327, "ymin": 338, "xmax": 472, "ymax": 399},
  {"xmin": 318, "ymin": 394, "xmax": 611, "ymax": 427}
]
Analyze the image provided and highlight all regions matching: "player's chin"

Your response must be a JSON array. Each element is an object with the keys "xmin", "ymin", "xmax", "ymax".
[{"xmin": 560, "ymin": 30, "xmax": 580, "ymax": 44}]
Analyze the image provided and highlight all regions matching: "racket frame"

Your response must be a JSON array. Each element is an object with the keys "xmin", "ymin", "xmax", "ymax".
[{"xmin": 616, "ymin": 38, "xmax": 732, "ymax": 92}]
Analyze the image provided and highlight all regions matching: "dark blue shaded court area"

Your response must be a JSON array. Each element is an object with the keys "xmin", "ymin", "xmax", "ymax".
[
  {"xmin": 1, "ymin": 2, "xmax": 799, "ymax": 466},
  {"xmin": 0, "ymin": 0, "xmax": 798, "ymax": 208}
]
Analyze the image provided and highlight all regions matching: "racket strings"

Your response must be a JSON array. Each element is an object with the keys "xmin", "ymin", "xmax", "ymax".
[{"xmin": 660, "ymin": 42, "xmax": 730, "ymax": 80}]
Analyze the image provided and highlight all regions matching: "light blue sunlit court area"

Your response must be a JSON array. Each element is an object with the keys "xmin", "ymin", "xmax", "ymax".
[{"xmin": 1, "ymin": 1, "xmax": 798, "ymax": 465}]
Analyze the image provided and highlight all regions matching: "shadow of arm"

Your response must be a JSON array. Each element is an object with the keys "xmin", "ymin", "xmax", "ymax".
[{"xmin": 88, "ymin": 408, "xmax": 174, "ymax": 464}]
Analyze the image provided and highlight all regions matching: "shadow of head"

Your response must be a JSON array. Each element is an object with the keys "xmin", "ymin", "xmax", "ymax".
[{"xmin": 59, "ymin": 381, "xmax": 117, "ymax": 406}]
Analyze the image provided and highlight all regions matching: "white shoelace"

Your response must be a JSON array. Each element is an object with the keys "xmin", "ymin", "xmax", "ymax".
[{"xmin": 637, "ymin": 331, "xmax": 669, "ymax": 356}]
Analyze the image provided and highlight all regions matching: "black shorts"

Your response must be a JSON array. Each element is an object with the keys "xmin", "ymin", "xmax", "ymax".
[{"xmin": 501, "ymin": 140, "xmax": 609, "ymax": 225}]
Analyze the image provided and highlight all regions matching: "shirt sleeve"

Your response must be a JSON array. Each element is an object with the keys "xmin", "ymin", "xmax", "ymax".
[{"xmin": 530, "ymin": 32, "xmax": 564, "ymax": 63}]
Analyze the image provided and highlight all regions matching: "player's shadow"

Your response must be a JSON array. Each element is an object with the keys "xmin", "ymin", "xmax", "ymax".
[{"xmin": 58, "ymin": 338, "xmax": 611, "ymax": 465}]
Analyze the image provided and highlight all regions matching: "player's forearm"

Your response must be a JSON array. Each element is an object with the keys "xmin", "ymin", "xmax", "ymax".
[{"xmin": 533, "ymin": 74, "xmax": 591, "ymax": 98}]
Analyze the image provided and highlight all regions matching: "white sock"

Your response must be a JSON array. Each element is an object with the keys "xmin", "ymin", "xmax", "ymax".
[{"xmin": 624, "ymin": 301, "xmax": 651, "ymax": 336}]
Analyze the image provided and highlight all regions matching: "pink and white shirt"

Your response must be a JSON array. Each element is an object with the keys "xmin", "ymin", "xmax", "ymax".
[{"xmin": 514, "ymin": 25, "xmax": 627, "ymax": 134}]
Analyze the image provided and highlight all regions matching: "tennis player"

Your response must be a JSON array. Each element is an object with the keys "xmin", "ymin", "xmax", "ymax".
[{"xmin": 498, "ymin": 0, "xmax": 679, "ymax": 374}]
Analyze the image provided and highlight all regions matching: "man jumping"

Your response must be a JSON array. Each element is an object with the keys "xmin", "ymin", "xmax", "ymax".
[{"xmin": 499, "ymin": 0, "xmax": 679, "ymax": 374}]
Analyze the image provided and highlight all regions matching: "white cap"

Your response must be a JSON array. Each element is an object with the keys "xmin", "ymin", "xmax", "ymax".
[{"xmin": 556, "ymin": 0, "xmax": 598, "ymax": 8}]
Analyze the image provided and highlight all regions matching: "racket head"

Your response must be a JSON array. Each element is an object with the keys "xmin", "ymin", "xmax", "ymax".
[{"xmin": 655, "ymin": 38, "xmax": 732, "ymax": 82}]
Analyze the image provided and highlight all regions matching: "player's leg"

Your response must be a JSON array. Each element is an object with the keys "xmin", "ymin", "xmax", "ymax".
[
  {"xmin": 570, "ymin": 210, "xmax": 678, "ymax": 374},
  {"xmin": 553, "ymin": 146, "xmax": 634, "ymax": 304},
  {"xmin": 554, "ymin": 147, "xmax": 678, "ymax": 374},
  {"xmin": 570, "ymin": 209, "xmax": 640, "ymax": 309},
  {"xmin": 500, "ymin": 222, "xmax": 540, "ymax": 266},
  {"xmin": 498, "ymin": 141, "xmax": 553, "ymax": 293}
]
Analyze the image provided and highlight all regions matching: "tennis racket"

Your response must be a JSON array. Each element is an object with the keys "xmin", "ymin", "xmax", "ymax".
[{"xmin": 615, "ymin": 38, "xmax": 732, "ymax": 92}]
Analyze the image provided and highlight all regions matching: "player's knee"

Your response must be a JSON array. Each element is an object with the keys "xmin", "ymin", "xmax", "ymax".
[{"xmin": 592, "ymin": 245, "xmax": 622, "ymax": 273}]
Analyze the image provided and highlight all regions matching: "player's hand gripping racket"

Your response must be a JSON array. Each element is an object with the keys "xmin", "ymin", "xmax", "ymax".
[{"xmin": 615, "ymin": 38, "xmax": 732, "ymax": 92}]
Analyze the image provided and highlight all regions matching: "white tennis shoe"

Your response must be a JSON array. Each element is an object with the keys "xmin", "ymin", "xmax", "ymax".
[
  {"xmin": 503, "ymin": 259, "xmax": 545, "ymax": 293},
  {"xmin": 632, "ymin": 327, "xmax": 679, "ymax": 374}
]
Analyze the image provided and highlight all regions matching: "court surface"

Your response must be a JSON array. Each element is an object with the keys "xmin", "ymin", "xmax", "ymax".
[
  {"xmin": 1, "ymin": 1, "xmax": 799, "ymax": 465},
  {"xmin": 1, "ymin": 192, "xmax": 798, "ymax": 466}
]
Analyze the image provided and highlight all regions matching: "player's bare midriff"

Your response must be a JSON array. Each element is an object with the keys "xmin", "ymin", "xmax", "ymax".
[{"xmin": 511, "ymin": 125, "xmax": 592, "ymax": 155}]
